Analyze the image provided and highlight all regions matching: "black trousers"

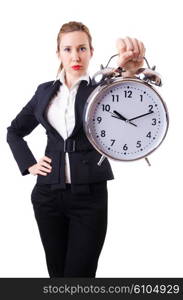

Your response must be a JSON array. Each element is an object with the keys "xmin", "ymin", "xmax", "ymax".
[{"xmin": 31, "ymin": 181, "xmax": 108, "ymax": 277}]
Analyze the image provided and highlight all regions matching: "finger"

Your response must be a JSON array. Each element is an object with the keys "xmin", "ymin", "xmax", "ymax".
[
  {"xmin": 41, "ymin": 161, "xmax": 52, "ymax": 169},
  {"xmin": 138, "ymin": 41, "xmax": 146, "ymax": 58},
  {"xmin": 125, "ymin": 36, "xmax": 134, "ymax": 51},
  {"xmin": 43, "ymin": 156, "xmax": 52, "ymax": 163},
  {"xmin": 39, "ymin": 166, "xmax": 52, "ymax": 173},
  {"xmin": 132, "ymin": 38, "xmax": 140, "ymax": 58},
  {"xmin": 37, "ymin": 170, "xmax": 48, "ymax": 176},
  {"xmin": 116, "ymin": 38, "xmax": 126, "ymax": 53},
  {"xmin": 118, "ymin": 51, "xmax": 134, "ymax": 67}
]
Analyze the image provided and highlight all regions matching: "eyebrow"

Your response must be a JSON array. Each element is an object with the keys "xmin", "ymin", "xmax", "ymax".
[{"xmin": 62, "ymin": 44, "xmax": 87, "ymax": 48}]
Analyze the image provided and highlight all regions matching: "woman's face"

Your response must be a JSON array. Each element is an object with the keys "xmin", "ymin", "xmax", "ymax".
[{"xmin": 57, "ymin": 31, "xmax": 93, "ymax": 77}]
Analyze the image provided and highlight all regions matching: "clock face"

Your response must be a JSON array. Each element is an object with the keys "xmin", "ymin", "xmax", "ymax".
[{"xmin": 84, "ymin": 78, "xmax": 168, "ymax": 161}]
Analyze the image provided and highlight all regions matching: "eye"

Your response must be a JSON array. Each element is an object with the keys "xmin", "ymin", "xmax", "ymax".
[
  {"xmin": 64, "ymin": 47, "xmax": 71, "ymax": 52},
  {"xmin": 80, "ymin": 47, "xmax": 87, "ymax": 52}
]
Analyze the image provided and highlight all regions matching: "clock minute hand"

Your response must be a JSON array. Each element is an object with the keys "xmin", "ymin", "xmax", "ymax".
[
  {"xmin": 112, "ymin": 110, "xmax": 137, "ymax": 127},
  {"xmin": 129, "ymin": 111, "xmax": 154, "ymax": 122}
]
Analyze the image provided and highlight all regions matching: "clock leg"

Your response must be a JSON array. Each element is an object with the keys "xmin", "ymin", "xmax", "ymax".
[
  {"xmin": 145, "ymin": 157, "xmax": 151, "ymax": 167},
  {"xmin": 97, "ymin": 155, "xmax": 106, "ymax": 166}
]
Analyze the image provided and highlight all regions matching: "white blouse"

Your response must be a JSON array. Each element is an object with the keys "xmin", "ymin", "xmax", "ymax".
[{"xmin": 46, "ymin": 69, "xmax": 90, "ymax": 183}]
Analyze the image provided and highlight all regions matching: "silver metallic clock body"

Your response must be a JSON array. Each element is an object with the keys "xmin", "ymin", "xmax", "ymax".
[{"xmin": 83, "ymin": 77, "xmax": 169, "ymax": 162}]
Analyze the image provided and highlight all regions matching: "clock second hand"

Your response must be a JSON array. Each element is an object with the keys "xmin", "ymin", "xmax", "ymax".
[{"xmin": 111, "ymin": 110, "xmax": 137, "ymax": 127}]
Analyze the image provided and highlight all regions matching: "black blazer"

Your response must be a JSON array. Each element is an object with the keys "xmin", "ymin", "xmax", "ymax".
[{"xmin": 7, "ymin": 79, "xmax": 114, "ymax": 191}]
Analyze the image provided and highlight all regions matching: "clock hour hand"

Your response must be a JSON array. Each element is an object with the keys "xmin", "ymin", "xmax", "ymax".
[
  {"xmin": 112, "ymin": 110, "xmax": 128, "ymax": 121},
  {"xmin": 112, "ymin": 110, "xmax": 137, "ymax": 127},
  {"xmin": 129, "ymin": 111, "xmax": 154, "ymax": 121}
]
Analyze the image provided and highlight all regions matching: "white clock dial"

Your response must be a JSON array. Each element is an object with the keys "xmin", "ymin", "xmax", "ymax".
[{"xmin": 84, "ymin": 78, "xmax": 168, "ymax": 161}]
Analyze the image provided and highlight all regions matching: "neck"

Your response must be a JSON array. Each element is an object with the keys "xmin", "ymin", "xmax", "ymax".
[
  {"xmin": 65, "ymin": 76, "xmax": 77, "ymax": 89},
  {"xmin": 64, "ymin": 71, "xmax": 86, "ymax": 89}
]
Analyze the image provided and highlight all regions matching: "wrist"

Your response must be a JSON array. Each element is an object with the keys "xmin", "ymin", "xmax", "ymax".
[
  {"xmin": 122, "ymin": 70, "xmax": 136, "ymax": 78},
  {"xmin": 28, "ymin": 165, "xmax": 33, "ymax": 173}
]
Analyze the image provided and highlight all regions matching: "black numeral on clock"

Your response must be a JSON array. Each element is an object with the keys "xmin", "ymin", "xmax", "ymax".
[
  {"xmin": 102, "ymin": 104, "xmax": 110, "ymax": 111},
  {"xmin": 97, "ymin": 116, "xmax": 102, "ymax": 123},
  {"xmin": 123, "ymin": 144, "xmax": 128, "ymax": 151},
  {"xmin": 110, "ymin": 139, "xmax": 115, "ymax": 146},
  {"xmin": 101, "ymin": 130, "xmax": 106, "ymax": 137},
  {"xmin": 136, "ymin": 140, "xmax": 142, "ymax": 148},
  {"xmin": 124, "ymin": 90, "xmax": 132, "ymax": 98},
  {"xmin": 152, "ymin": 118, "xmax": 156, "ymax": 125},
  {"xmin": 112, "ymin": 95, "xmax": 119, "ymax": 102},
  {"xmin": 148, "ymin": 105, "xmax": 153, "ymax": 113},
  {"xmin": 146, "ymin": 131, "xmax": 151, "ymax": 138}
]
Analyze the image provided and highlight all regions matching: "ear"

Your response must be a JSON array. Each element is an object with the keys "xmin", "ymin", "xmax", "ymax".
[
  {"xmin": 56, "ymin": 50, "xmax": 60, "ymax": 60},
  {"xmin": 90, "ymin": 47, "xmax": 94, "ymax": 58}
]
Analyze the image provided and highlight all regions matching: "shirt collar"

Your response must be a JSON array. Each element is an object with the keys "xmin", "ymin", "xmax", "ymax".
[{"xmin": 58, "ymin": 68, "xmax": 90, "ymax": 88}]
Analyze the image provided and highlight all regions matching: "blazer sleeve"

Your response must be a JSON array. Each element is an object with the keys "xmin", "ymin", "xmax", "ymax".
[{"xmin": 6, "ymin": 86, "xmax": 40, "ymax": 176}]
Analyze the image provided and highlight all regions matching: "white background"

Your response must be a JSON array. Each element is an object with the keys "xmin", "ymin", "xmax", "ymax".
[{"xmin": 0, "ymin": 0, "xmax": 182, "ymax": 277}]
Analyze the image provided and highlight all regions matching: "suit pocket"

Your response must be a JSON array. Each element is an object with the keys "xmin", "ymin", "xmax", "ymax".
[
  {"xmin": 36, "ymin": 151, "xmax": 61, "ymax": 184},
  {"xmin": 31, "ymin": 183, "xmax": 55, "ymax": 204}
]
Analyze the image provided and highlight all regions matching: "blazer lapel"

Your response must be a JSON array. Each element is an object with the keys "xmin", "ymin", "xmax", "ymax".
[
  {"xmin": 70, "ymin": 79, "xmax": 96, "ymax": 137},
  {"xmin": 37, "ymin": 79, "xmax": 62, "ymax": 130}
]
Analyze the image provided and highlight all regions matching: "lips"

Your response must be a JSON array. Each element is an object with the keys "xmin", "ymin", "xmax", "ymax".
[{"xmin": 72, "ymin": 65, "xmax": 82, "ymax": 70}]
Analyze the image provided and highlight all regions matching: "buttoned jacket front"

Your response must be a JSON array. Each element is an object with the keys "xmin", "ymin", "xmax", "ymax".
[{"xmin": 7, "ymin": 79, "xmax": 114, "ymax": 191}]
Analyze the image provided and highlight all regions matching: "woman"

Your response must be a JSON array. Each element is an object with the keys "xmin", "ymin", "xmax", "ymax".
[{"xmin": 7, "ymin": 21, "xmax": 145, "ymax": 277}]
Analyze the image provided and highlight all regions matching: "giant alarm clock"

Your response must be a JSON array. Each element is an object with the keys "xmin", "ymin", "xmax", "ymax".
[{"xmin": 83, "ymin": 55, "xmax": 169, "ymax": 166}]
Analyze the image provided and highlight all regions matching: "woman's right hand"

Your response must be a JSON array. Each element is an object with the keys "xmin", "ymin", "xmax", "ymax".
[
  {"xmin": 116, "ymin": 37, "xmax": 145, "ymax": 77},
  {"xmin": 28, "ymin": 156, "xmax": 52, "ymax": 176}
]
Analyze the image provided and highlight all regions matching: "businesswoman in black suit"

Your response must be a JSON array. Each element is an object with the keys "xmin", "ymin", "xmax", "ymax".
[{"xmin": 7, "ymin": 21, "xmax": 145, "ymax": 277}]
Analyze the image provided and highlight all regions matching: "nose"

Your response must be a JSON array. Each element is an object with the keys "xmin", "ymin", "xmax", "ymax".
[{"xmin": 71, "ymin": 49, "xmax": 80, "ymax": 62}]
